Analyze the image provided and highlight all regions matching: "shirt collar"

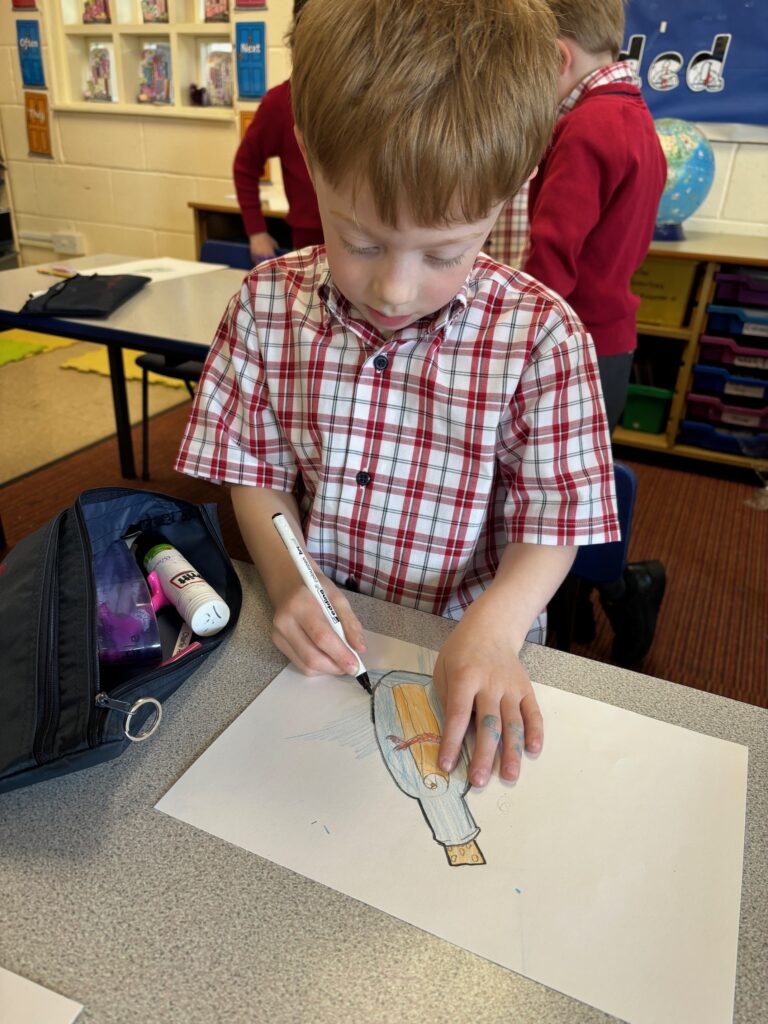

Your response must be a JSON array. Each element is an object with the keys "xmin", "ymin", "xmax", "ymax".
[
  {"xmin": 318, "ymin": 270, "xmax": 475, "ymax": 344},
  {"xmin": 557, "ymin": 60, "xmax": 635, "ymax": 116}
]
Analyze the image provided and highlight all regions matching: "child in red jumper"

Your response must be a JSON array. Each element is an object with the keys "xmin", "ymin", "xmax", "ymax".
[
  {"xmin": 524, "ymin": 0, "xmax": 667, "ymax": 664},
  {"xmin": 232, "ymin": 0, "xmax": 323, "ymax": 261},
  {"xmin": 524, "ymin": 0, "xmax": 666, "ymax": 430}
]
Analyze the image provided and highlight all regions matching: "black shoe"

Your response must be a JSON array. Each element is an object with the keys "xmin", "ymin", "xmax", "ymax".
[{"xmin": 599, "ymin": 560, "xmax": 666, "ymax": 666}]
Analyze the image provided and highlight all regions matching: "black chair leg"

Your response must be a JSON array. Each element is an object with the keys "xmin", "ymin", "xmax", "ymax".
[{"xmin": 141, "ymin": 366, "xmax": 150, "ymax": 481}]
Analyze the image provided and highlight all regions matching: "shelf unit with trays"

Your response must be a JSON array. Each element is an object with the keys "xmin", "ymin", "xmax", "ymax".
[
  {"xmin": 613, "ymin": 231, "xmax": 768, "ymax": 472},
  {"xmin": 48, "ymin": 0, "xmax": 236, "ymax": 119}
]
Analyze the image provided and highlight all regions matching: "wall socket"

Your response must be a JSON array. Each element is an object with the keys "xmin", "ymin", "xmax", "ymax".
[{"xmin": 51, "ymin": 231, "xmax": 85, "ymax": 255}]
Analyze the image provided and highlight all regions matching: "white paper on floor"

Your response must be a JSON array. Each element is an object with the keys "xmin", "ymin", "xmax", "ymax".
[{"xmin": 156, "ymin": 630, "xmax": 748, "ymax": 1024}]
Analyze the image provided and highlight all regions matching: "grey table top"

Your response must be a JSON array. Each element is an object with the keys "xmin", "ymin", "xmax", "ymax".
[
  {"xmin": 1, "ymin": 561, "xmax": 766, "ymax": 1024},
  {"xmin": 0, "ymin": 254, "xmax": 246, "ymax": 349}
]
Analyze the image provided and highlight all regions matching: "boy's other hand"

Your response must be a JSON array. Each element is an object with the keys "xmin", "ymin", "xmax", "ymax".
[
  {"xmin": 432, "ymin": 612, "xmax": 543, "ymax": 789},
  {"xmin": 271, "ymin": 569, "xmax": 367, "ymax": 680},
  {"xmin": 249, "ymin": 232, "xmax": 278, "ymax": 260}
]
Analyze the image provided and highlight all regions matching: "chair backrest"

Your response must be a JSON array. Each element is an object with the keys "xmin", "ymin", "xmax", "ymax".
[
  {"xmin": 199, "ymin": 239, "xmax": 255, "ymax": 270},
  {"xmin": 571, "ymin": 462, "xmax": 637, "ymax": 584},
  {"xmin": 199, "ymin": 240, "xmax": 291, "ymax": 270}
]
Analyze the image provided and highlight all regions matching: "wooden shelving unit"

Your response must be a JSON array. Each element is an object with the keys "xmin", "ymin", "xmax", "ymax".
[
  {"xmin": 47, "ymin": 0, "xmax": 256, "ymax": 120},
  {"xmin": 614, "ymin": 232, "xmax": 768, "ymax": 472}
]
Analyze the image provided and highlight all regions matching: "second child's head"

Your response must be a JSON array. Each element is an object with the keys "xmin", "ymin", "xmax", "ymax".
[
  {"xmin": 546, "ymin": 0, "xmax": 626, "ymax": 100},
  {"xmin": 291, "ymin": 0, "xmax": 560, "ymax": 336}
]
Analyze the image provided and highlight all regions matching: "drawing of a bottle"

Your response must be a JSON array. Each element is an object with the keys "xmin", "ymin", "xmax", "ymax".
[{"xmin": 372, "ymin": 671, "xmax": 485, "ymax": 866}]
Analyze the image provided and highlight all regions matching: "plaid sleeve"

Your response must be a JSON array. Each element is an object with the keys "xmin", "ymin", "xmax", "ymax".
[
  {"xmin": 175, "ymin": 280, "xmax": 298, "ymax": 491},
  {"xmin": 498, "ymin": 308, "xmax": 620, "ymax": 546}
]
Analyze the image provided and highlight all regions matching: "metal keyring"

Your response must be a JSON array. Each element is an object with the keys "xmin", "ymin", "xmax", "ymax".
[{"xmin": 124, "ymin": 697, "xmax": 163, "ymax": 742}]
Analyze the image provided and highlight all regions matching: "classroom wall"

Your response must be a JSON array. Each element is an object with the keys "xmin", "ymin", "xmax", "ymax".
[
  {"xmin": 1, "ymin": 2, "xmax": 767, "ymax": 266},
  {"xmin": 0, "ymin": 0, "xmax": 295, "ymax": 266}
]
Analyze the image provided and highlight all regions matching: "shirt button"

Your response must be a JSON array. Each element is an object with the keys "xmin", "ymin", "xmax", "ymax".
[
  {"xmin": 373, "ymin": 354, "xmax": 389, "ymax": 371},
  {"xmin": 356, "ymin": 470, "xmax": 371, "ymax": 486}
]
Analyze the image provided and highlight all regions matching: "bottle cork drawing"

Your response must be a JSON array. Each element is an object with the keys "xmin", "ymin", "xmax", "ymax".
[{"xmin": 373, "ymin": 671, "xmax": 485, "ymax": 866}]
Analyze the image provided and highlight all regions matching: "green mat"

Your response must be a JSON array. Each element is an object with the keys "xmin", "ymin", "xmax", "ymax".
[
  {"xmin": 0, "ymin": 338, "xmax": 47, "ymax": 367},
  {"xmin": 0, "ymin": 329, "xmax": 76, "ymax": 368}
]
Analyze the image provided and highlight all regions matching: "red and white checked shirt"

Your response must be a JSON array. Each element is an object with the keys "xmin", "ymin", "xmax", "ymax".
[
  {"xmin": 176, "ymin": 247, "xmax": 619, "ymax": 620},
  {"xmin": 485, "ymin": 62, "xmax": 636, "ymax": 269}
]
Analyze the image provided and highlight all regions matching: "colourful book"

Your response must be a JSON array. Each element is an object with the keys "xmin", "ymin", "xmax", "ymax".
[
  {"xmin": 204, "ymin": 48, "xmax": 233, "ymax": 106},
  {"xmin": 138, "ymin": 43, "xmax": 172, "ymax": 104},
  {"xmin": 82, "ymin": 0, "xmax": 110, "ymax": 23},
  {"xmin": 141, "ymin": 0, "xmax": 169, "ymax": 23},
  {"xmin": 204, "ymin": 0, "xmax": 229, "ymax": 23},
  {"xmin": 83, "ymin": 43, "xmax": 115, "ymax": 101}
]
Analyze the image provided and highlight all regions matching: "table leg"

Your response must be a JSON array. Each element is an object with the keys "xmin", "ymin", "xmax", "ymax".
[{"xmin": 106, "ymin": 344, "xmax": 137, "ymax": 479}]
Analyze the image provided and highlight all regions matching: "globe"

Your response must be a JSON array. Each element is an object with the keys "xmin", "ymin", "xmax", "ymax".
[{"xmin": 654, "ymin": 118, "xmax": 715, "ymax": 241}]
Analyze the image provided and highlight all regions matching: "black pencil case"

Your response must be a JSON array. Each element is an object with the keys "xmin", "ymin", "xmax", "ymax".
[
  {"xmin": 21, "ymin": 273, "xmax": 151, "ymax": 318},
  {"xmin": 0, "ymin": 487, "xmax": 242, "ymax": 794}
]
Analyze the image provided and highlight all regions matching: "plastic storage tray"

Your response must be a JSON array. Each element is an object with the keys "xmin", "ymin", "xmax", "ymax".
[
  {"xmin": 678, "ymin": 419, "xmax": 768, "ymax": 458},
  {"xmin": 697, "ymin": 334, "xmax": 768, "ymax": 375},
  {"xmin": 631, "ymin": 258, "xmax": 697, "ymax": 327},
  {"xmin": 685, "ymin": 392, "xmax": 768, "ymax": 430},
  {"xmin": 714, "ymin": 269, "xmax": 768, "ymax": 308},
  {"xmin": 706, "ymin": 304, "xmax": 768, "ymax": 337},
  {"xmin": 620, "ymin": 383, "xmax": 674, "ymax": 433},
  {"xmin": 691, "ymin": 364, "xmax": 768, "ymax": 406}
]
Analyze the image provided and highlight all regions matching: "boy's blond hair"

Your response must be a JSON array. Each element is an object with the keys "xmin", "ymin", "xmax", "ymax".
[
  {"xmin": 291, "ymin": 0, "xmax": 559, "ymax": 227},
  {"xmin": 546, "ymin": 0, "xmax": 625, "ymax": 59}
]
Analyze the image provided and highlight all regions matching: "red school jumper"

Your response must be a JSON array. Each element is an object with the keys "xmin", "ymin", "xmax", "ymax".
[{"xmin": 525, "ymin": 84, "xmax": 667, "ymax": 357}]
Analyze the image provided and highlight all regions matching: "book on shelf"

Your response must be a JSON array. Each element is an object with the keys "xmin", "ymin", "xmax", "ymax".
[
  {"xmin": 84, "ymin": 42, "xmax": 115, "ymax": 101},
  {"xmin": 82, "ymin": 0, "xmax": 110, "ymax": 23},
  {"xmin": 141, "ymin": 0, "xmax": 169, "ymax": 23},
  {"xmin": 204, "ymin": 0, "xmax": 229, "ymax": 23},
  {"xmin": 204, "ymin": 48, "xmax": 233, "ymax": 106},
  {"xmin": 138, "ymin": 43, "xmax": 172, "ymax": 104}
]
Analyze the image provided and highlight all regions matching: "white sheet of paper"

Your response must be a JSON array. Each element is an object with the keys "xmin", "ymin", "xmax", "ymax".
[
  {"xmin": 156, "ymin": 631, "xmax": 748, "ymax": 1024},
  {"xmin": 86, "ymin": 257, "xmax": 227, "ymax": 282},
  {"xmin": 0, "ymin": 966, "xmax": 82, "ymax": 1024}
]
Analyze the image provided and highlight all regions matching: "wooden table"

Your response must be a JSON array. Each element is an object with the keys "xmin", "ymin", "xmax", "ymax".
[
  {"xmin": 0, "ymin": 563, "xmax": 766, "ymax": 1024},
  {"xmin": 0, "ymin": 255, "xmax": 245, "ymax": 479}
]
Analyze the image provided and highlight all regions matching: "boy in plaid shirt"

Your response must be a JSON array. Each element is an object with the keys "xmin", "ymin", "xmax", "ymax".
[{"xmin": 177, "ymin": 0, "xmax": 619, "ymax": 789}]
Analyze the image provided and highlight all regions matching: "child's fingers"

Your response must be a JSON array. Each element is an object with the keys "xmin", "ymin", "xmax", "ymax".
[
  {"xmin": 499, "ymin": 704, "xmax": 525, "ymax": 782},
  {"xmin": 467, "ymin": 708, "xmax": 503, "ymax": 787},
  {"xmin": 520, "ymin": 691, "xmax": 544, "ymax": 755}
]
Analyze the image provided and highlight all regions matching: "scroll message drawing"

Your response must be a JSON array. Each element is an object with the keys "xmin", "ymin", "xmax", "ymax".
[{"xmin": 373, "ymin": 671, "xmax": 485, "ymax": 867}]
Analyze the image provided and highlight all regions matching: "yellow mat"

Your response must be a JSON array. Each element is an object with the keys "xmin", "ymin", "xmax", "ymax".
[{"xmin": 61, "ymin": 347, "xmax": 187, "ymax": 388}]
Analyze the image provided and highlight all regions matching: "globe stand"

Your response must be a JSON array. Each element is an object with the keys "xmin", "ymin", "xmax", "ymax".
[{"xmin": 653, "ymin": 223, "xmax": 686, "ymax": 242}]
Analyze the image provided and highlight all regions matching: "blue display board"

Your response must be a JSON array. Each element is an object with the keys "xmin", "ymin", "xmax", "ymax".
[
  {"xmin": 235, "ymin": 22, "xmax": 266, "ymax": 99},
  {"xmin": 621, "ymin": 0, "xmax": 768, "ymax": 125},
  {"xmin": 16, "ymin": 20, "xmax": 45, "ymax": 89}
]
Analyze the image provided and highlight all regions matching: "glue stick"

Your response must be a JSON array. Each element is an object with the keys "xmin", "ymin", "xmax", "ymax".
[{"xmin": 135, "ymin": 533, "xmax": 230, "ymax": 637}]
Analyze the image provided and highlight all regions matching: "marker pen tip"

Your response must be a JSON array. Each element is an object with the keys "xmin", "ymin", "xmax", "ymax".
[{"xmin": 357, "ymin": 672, "xmax": 372, "ymax": 695}]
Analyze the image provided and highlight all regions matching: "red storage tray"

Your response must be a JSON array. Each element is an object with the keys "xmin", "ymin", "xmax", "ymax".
[
  {"xmin": 686, "ymin": 392, "xmax": 768, "ymax": 430},
  {"xmin": 697, "ymin": 334, "xmax": 768, "ymax": 375},
  {"xmin": 714, "ymin": 269, "xmax": 768, "ymax": 308}
]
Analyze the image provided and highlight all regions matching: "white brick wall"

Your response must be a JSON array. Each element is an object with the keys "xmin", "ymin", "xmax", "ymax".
[
  {"xmin": 2, "ymin": 3, "xmax": 767, "ymax": 264},
  {"xmin": 0, "ymin": 0, "xmax": 294, "ymax": 264}
]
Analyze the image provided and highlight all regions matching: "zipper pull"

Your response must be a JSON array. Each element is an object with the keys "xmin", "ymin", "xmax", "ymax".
[{"xmin": 95, "ymin": 692, "xmax": 162, "ymax": 742}]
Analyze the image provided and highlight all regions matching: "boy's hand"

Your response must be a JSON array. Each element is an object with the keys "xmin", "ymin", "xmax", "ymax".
[
  {"xmin": 432, "ymin": 610, "xmax": 543, "ymax": 788},
  {"xmin": 249, "ymin": 232, "xmax": 278, "ymax": 260},
  {"xmin": 271, "ymin": 567, "xmax": 368, "ymax": 680}
]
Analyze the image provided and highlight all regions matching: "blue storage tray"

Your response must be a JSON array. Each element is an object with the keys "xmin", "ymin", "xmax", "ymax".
[
  {"xmin": 678, "ymin": 419, "xmax": 768, "ymax": 458},
  {"xmin": 691, "ymin": 364, "xmax": 768, "ymax": 406},
  {"xmin": 707, "ymin": 304, "xmax": 768, "ymax": 337}
]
